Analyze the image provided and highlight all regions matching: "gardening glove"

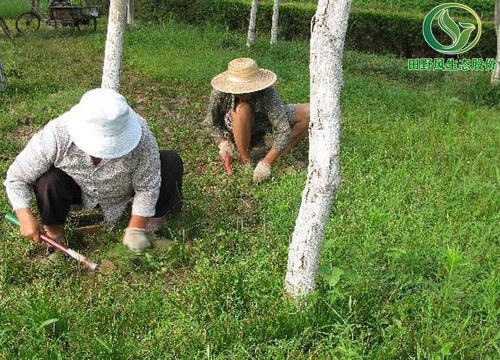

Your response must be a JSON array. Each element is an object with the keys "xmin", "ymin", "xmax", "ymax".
[
  {"xmin": 123, "ymin": 227, "xmax": 151, "ymax": 254},
  {"xmin": 218, "ymin": 140, "xmax": 235, "ymax": 160},
  {"xmin": 253, "ymin": 161, "xmax": 272, "ymax": 184}
]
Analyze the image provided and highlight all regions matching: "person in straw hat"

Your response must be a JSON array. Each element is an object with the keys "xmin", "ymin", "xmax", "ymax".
[
  {"xmin": 4, "ymin": 88, "xmax": 183, "ymax": 254},
  {"xmin": 204, "ymin": 57, "xmax": 310, "ymax": 183}
]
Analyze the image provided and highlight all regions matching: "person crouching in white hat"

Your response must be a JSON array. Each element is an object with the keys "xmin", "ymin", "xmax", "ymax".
[
  {"xmin": 4, "ymin": 88, "xmax": 183, "ymax": 254},
  {"xmin": 204, "ymin": 57, "xmax": 310, "ymax": 184}
]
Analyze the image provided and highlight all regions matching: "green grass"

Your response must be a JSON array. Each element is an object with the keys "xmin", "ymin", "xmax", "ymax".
[
  {"xmin": 0, "ymin": 0, "xmax": 33, "ymax": 19},
  {"xmin": 0, "ymin": 17, "xmax": 499, "ymax": 359}
]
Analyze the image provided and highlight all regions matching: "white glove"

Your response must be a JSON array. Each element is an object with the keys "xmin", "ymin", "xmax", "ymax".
[
  {"xmin": 253, "ymin": 161, "xmax": 271, "ymax": 184},
  {"xmin": 123, "ymin": 227, "xmax": 151, "ymax": 253},
  {"xmin": 218, "ymin": 140, "xmax": 234, "ymax": 160}
]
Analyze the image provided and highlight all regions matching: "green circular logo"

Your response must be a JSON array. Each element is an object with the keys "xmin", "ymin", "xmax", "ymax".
[{"xmin": 422, "ymin": 3, "xmax": 482, "ymax": 55}]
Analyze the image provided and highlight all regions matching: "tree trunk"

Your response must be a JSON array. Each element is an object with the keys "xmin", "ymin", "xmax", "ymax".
[
  {"xmin": 127, "ymin": 0, "xmax": 134, "ymax": 26},
  {"xmin": 102, "ymin": 0, "xmax": 127, "ymax": 91},
  {"xmin": 284, "ymin": 0, "xmax": 352, "ymax": 299},
  {"xmin": 492, "ymin": 0, "xmax": 500, "ymax": 85},
  {"xmin": 270, "ymin": 0, "xmax": 280, "ymax": 45},
  {"xmin": 0, "ymin": 53, "xmax": 6, "ymax": 91},
  {"xmin": 246, "ymin": 0, "xmax": 258, "ymax": 47}
]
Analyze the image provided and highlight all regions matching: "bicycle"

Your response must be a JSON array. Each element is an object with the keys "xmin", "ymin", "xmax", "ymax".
[{"xmin": 16, "ymin": 0, "xmax": 99, "ymax": 34}]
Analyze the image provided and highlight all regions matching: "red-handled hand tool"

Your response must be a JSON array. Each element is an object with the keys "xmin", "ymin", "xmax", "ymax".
[
  {"xmin": 224, "ymin": 153, "xmax": 232, "ymax": 174},
  {"xmin": 5, "ymin": 213, "xmax": 98, "ymax": 271}
]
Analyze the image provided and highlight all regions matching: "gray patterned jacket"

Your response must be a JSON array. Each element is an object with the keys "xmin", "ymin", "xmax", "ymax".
[
  {"xmin": 4, "ymin": 114, "xmax": 161, "ymax": 226},
  {"xmin": 203, "ymin": 87, "xmax": 293, "ymax": 151}
]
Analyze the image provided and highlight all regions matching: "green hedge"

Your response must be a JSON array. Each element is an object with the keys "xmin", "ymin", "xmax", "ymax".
[
  {"xmin": 346, "ymin": 10, "xmax": 496, "ymax": 58},
  {"xmin": 351, "ymin": 0, "xmax": 495, "ymax": 19},
  {"xmin": 134, "ymin": 0, "xmax": 496, "ymax": 58}
]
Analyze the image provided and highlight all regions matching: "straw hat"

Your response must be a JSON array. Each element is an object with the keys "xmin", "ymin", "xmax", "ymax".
[
  {"xmin": 66, "ymin": 88, "xmax": 142, "ymax": 159},
  {"xmin": 211, "ymin": 58, "xmax": 277, "ymax": 94}
]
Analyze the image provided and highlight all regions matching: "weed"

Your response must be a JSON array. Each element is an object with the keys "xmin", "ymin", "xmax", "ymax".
[{"xmin": 0, "ymin": 16, "xmax": 498, "ymax": 359}]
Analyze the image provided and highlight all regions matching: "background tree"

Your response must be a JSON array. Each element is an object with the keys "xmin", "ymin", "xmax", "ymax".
[
  {"xmin": 492, "ymin": 0, "xmax": 500, "ymax": 84},
  {"xmin": 0, "ymin": 15, "xmax": 7, "ymax": 90},
  {"xmin": 127, "ymin": 0, "xmax": 134, "ymax": 26},
  {"xmin": 270, "ymin": 0, "xmax": 280, "ymax": 45},
  {"xmin": 247, "ymin": 0, "xmax": 258, "ymax": 47},
  {"xmin": 102, "ymin": 0, "xmax": 127, "ymax": 91},
  {"xmin": 285, "ymin": 0, "xmax": 352, "ymax": 299},
  {"xmin": 0, "ymin": 52, "xmax": 6, "ymax": 91}
]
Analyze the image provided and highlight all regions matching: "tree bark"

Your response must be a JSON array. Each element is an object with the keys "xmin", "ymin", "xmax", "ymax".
[
  {"xmin": 246, "ymin": 0, "xmax": 258, "ymax": 47},
  {"xmin": 270, "ymin": 0, "xmax": 280, "ymax": 45},
  {"xmin": 127, "ymin": 0, "xmax": 134, "ymax": 26},
  {"xmin": 0, "ymin": 53, "xmax": 6, "ymax": 91},
  {"xmin": 102, "ymin": 0, "xmax": 127, "ymax": 91},
  {"xmin": 491, "ymin": 0, "xmax": 500, "ymax": 85},
  {"xmin": 284, "ymin": 0, "xmax": 352, "ymax": 299}
]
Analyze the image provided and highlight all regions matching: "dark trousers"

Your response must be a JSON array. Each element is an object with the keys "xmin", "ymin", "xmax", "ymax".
[{"xmin": 34, "ymin": 151, "xmax": 183, "ymax": 225}]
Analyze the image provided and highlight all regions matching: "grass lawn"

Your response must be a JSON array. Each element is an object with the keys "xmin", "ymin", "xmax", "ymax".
[{"xmin": 0, "ymin": 16, "xmax": 499, "ymax": 359}]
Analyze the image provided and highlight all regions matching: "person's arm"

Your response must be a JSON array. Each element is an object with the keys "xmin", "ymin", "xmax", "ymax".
[
  {"xmin": 252, "ymin": 89, "xmax": 292, "ymax": 184},
  {"xmin": 129, "ymin": 119, "xmax": 161, "ymax": 225},
  {"xmin": 5, "ymin": 122, "xmax": 58, "ymax": 210},
  {"xmin": 261, "ymin": 147, "xmax": 280, "ymax": 165},
  {"xmin": 260, "ymin": 87, "xmax": 292, "ymax": 164},
  {"xmin": 127, "ymin": 214, "xmax": 148, "ymax": 228},
  {"xmin": 203, "ymin": 90, "xmax": 237, "ymax": 163},
  {"xmin": 4, "ymin": 121, "xmax": 59, "ymax": 241},
  {"xmin": 15, "ymin": 208, "xmax": 42, "ymax": 242},
  {"xmin": 122, "ymin": 121, "xmax": 160, "ymax": 253},
  {"xmin": 203, "ymin": 90, "xmax": 232, "ymax": 145}
]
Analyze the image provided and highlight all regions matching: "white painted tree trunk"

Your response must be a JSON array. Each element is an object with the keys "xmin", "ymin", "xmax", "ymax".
[
  {"xmin": 491, "ymin": 0, "xmax": 500, "ymax": 84},
  {"xmin": 270, "ymin": 0, "xmax": 280, "ymax": 45},
  {"xmin": 285, "ymin": 0, "xmax": 352, "ymax": 299},
  {"xmin": 102, "ymin": 0, "xmax": 127, "ymax": 91},
  {"xmin": 127, "ymin": 0, "xmax": 134, "ymax": 26},
  {"xmin": 246, "ymin": 0, "xmax": 258, "ymax": 47}
]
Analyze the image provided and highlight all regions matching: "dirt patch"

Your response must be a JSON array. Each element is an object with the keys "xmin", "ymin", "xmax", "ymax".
[
  {"xmin": 97, "ymin": 259, "xmax": 117, "ymax": 275},
  {"xmin": 10, "ymin": 124, "xmax": 40, "ymax": 147}
]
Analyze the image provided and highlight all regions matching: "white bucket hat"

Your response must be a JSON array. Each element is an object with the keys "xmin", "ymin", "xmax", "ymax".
[
  {"xmin": 66, "ymin": 88, "xmax": 142, "ymax": 159},
  {"xmin": 211, "ymin": 58, "xmax": 277, "ymax": 94}
]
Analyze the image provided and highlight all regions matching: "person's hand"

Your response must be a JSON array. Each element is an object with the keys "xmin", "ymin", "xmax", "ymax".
[
  {"xmin": 253, "ymin": 161, "xmax": 272, "ymax": 184},
  {"xmin": 16, "ymin": 208, "xmax": 42, "ymax": 242},
  {"xmin": 123, "ymin": 227, "xmax": 151, "ymax": 253},
  {"xmin": 218, "ymin": 140, "xmax": 234, "ymax": 160}
]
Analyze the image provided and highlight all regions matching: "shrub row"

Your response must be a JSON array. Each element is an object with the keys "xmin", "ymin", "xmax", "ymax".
[
  {"xmin": 133, "ymin": 0, "xmax": 496, "ymax": 58},
  {"xmin": 347, "ymin": 9, "xmax": 496, "ymax": 58},
  {"xmin": 350, "ymin": 0, "xmax": 495, "ymax": 19}
]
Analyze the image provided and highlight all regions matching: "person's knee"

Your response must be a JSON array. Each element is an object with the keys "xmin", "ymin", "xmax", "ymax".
[
  {"xmin": 296, "ymin": 103, "xmax": 310, "ymax": 123},
  {"xmin": 35, "ymin": 168, "xmax": 66, "ymax": 194},
  {"xmin": 160, "ymin": 151, "xmax": 184, "ymax": 177},
  {"xmin": 232, "ymin": 101, "xmax": 252, "ymax": 121},
  {"xmin": 293, "ymin": 104, "xmax": 310, "ymax": 133},
  {"xmin": 158, "ymin": 151, "xmax": 183, "ymax": 215}
]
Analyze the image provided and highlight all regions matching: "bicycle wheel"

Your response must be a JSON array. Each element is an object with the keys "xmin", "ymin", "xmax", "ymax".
[
  {"xmin": 0, "ymin": 17, "xmax": 12, "ymax": 39},
  {"xmin": 16, "ymin": 11, "xmax": 41, "ymax": 33},
  {"xmin": 76, "ymin": 17, "xmax": 97, "ymax": 32}
]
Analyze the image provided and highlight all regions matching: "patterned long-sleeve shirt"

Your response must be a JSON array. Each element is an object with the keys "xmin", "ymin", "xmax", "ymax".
[
  {"xmin": 203, "ymin": 87, "xmax": 293, "ymax": 151},
  {"xmin": 4, "ymin": 113, "xmax": 161, "ymax": 226}
]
